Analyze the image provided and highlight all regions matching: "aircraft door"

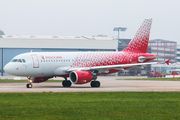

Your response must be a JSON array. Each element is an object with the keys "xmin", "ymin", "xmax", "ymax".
[{"xmin": 31, "ymin": 55, "xmax": 39, "ymax": 68}]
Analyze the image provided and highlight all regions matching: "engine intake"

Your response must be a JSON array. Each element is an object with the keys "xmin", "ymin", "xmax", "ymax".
[{"xmin": 69, "ymin": 71, "xmax": 93, "ymax": 84}]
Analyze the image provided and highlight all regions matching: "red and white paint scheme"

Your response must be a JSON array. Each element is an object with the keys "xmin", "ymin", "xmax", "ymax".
[{"xmin": 4, "ymin": 19, "xmax": 169, "ymax": 88}]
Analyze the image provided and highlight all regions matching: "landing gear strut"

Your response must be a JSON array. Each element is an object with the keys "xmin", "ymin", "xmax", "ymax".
[
  {"xmin": 91, "ymin": 81, "xmax": 100, "ymax": 87},
  {"xmin": 62, "ymin": 77, "xmax": 72, "ymax": 87}
]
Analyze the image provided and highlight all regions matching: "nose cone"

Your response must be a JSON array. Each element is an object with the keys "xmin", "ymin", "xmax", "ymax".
[{"xmin": 4, "ymin": 63, "xmax": 12, "ymax": 74}]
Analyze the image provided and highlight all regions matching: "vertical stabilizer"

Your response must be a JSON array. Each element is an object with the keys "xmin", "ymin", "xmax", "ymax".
[{"xmin": 123, "ymin": 19, "xmax": 152, "ymax": 53}]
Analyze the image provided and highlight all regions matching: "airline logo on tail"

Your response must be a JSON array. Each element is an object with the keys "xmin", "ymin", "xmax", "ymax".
[{"xmin": 123, "ymin": 19, "xmax": 152, "ymax": 53}]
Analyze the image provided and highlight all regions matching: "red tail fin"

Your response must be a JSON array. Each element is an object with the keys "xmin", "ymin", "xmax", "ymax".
[{"xmin": 123, "ymin": 19, "xmax": 152, "ymax": 53}]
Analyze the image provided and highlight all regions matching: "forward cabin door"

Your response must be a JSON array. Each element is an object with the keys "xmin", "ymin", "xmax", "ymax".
[{"xmin": 31, "ymin": 55, "xmax": 39, "ymax": 68}]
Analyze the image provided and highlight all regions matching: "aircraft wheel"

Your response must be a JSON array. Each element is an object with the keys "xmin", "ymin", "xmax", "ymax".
[
  {"xmin": 91, "ymin": 81, "xmax": 100, "ymax": 87},
  {"xmin": 94, "ymin": 81, "xmax": 100, "ymax": 87},
  {"xmin": 62, "ymin": 80, "xmax": 72, "ymax": 87},
  {"xmin": 67, "ymin": 80, "xmax": 72, "ymax": 87},
  {"xmin": 26, "ymin": 83, "xmax": 32, "ymax": 88},
  {"xmin": 91, "ymin": 81, "xmax": 95, "ymax": 87}
]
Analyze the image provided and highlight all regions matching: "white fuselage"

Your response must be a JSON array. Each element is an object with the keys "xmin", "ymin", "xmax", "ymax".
[
  {"xmin": 4, "ymin": 51, "xmax": 154, "ymax": 79},
  {"xmin": 4, "ymin": 51, "xmax": 144, "ymax": 77}
]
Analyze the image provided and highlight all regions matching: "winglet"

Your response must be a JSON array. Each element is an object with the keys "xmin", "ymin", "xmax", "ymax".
[{"xmin": 165, "ymin": 59, "xmax": 170, "ymax": 65}]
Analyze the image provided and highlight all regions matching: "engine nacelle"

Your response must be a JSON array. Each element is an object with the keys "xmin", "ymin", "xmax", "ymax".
[{"xmin": 69, "ymin": 71, "xmax": 93, "ymax": 84}]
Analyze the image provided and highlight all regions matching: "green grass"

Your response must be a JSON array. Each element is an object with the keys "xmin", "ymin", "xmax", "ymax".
[
  {"xmin": 0, "ymin": 79, "xmax": 63, "ymax": 83},
  {"xmin": 0, "ymin": 92, "xmax": 180, "ymax": 120},
  {"xmin": 117, "ymin": 77, "xmax": 180, "ymax": 81}
]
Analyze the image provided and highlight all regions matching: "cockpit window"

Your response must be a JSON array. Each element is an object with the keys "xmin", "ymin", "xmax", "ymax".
[
  {"xmin": 12, "ymin": 59, "xmax": 26, "ymax": 63},
  {"xmin": 12, "ymin": 59, "xmax": 18, "ymax": 62},
  {"xmin": 22, "ymin": 59, "xmax": 26, "ymax": 63},
  {"xmin": 18, "ymin": 59, "xmax": 22, "ymax": 62}
]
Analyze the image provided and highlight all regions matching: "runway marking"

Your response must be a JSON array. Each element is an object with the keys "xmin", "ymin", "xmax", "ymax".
[
  {"xmin": 1, "ymin": 86, "xmax": 24, "ymax": 87},
  {"xmin": 1, "ymin": 88, "xmax": 12, "ymax": 89},
  {"xmin": 1, "ymin": 79, "xmax": 180, "ymax": 92},
  {"xmin": 100, "ymin": 87, "xmax": 140, "ymax": 89}
]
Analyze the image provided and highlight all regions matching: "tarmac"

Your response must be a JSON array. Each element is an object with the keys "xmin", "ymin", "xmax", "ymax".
[{"xmin": 0, "ymin": 76, "xmax": 180, "ymax": 92}]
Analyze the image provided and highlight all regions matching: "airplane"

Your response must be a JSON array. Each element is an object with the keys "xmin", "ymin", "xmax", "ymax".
[{"xmin": 4, "ymin": 18, "xmax": 169, "ymax": 88}]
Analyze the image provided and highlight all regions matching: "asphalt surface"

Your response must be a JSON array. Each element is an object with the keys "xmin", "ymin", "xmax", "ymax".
[{"xmin": 0, "ymin": 76, "xmax": 180, "ymax": 92}]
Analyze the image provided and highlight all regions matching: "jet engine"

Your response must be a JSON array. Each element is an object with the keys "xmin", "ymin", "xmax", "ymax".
[{"xmin": 69, "ymin": 71, "xmax": 93, "ymax": 84}]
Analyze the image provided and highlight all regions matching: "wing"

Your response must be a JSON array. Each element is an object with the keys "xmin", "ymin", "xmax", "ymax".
[
  {"xmin": 67, "ymin": 62, "xmax": 158, "ymax": 73},
  {"xmin": 67, "ymin": 59, "xmax": 170, "ymax": 73}
]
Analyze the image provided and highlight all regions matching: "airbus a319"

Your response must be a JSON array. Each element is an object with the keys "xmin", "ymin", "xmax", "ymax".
[{"xmin": 4, "ymin": 19, "xmax": 169, "ymax": 88}]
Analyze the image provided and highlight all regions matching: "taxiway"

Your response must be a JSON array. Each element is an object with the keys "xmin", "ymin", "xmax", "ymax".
[{"xmin": 0, "ymin": 76, "xmax": 180, "ymax": 92}]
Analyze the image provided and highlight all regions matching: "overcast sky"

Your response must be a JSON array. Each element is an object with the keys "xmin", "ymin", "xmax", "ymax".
[{"xmin": 0, "ymin": 0, "xmax": 180, "ymax": 42}]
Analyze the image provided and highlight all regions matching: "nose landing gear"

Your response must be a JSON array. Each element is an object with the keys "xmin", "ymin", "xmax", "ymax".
[
  {"xmin": 26, "ymin": 76, "xmax": 33, "ymax": 88},
  {"xmin": 26, "ymin": 83, "xmax": 33, "ymax": 88}
]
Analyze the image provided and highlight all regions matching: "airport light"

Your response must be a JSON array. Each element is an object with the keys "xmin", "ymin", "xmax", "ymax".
[{"xmin": 113, "ymin": 27, "xmax": 127, "ymax": 40}]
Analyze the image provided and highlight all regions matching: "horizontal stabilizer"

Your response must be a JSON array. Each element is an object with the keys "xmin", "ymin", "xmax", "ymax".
[
  {"xmin": 165, "ymin": 59, "xmax": 170, "ymax": 65},
  {"xmin": 138, "ymin": 55, "xmax": 168, "ymax": 62}
]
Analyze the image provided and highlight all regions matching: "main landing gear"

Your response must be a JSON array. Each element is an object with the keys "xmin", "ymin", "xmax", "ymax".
[
  {"xmin": 90, "ymin": 73, "xmax": 100, "ymax": 87},
  {"xmin": 90, "ymin": 81, "xmax": 100, "ymax": 87},
  {"xmin": 62, "ymin": 77, "xmax": 72, "ymax": 87},
  {"xmin": 26, "ymin": 76, "xmax": 33, "ymax": 88}
]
